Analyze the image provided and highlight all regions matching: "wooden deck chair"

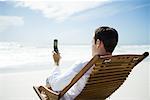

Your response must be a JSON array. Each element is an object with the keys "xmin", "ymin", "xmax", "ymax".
[{"xmin": 33, "ymin": 52, "xmax": 149, "ymax": 100}]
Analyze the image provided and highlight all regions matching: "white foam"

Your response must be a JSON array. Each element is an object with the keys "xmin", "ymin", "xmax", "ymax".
[{"xmin": 0, "ymin": 42, "xmax": 149, "ymax": 70}]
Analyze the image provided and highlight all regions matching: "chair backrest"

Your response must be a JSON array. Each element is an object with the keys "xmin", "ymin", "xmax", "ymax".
[{"xmin": 75, "ymin": 52, "xmax": 149, "ymax": 100}]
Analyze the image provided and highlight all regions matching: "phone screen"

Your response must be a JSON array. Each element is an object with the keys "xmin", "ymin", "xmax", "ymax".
[{"xmin": 54, "ymin": 39, "xmax": 59, "ymax": 53}]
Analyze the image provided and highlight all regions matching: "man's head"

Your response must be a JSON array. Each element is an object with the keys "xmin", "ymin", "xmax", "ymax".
[{"xmin": 92, "ymin": 26, "xmax": 118, "ymax": 56}]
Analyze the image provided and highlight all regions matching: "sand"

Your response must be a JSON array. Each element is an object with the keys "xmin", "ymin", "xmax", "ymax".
[{"xmin": 0, "ymin": 61, "xmax": 149, "ymax": 100}]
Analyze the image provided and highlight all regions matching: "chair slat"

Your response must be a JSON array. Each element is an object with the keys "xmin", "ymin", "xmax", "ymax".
[
  {"xmin": 96, "ymin": 55, "xmax": 141, "ymax": 63},
  {"xmin": 88, "ymin": 73, "xmax": 129, "ymax": 82},
  {"xmin": 91, "ymin": 68, "xmax": 132, "ymax": 75},
  {"xmin": 87, "ymin": 77, "xmax": 126, "ymax": 85},
  {"xmin": 85, "ymin": 82, "xmax": 124, "ymax": 92},
  {"xmin": 90, "ymin": 70, "xmax": 129, "ymax": 78},
  {"xmin": 94, "ymin": 64, "xmax": 133, "ymax": 70},
  {"xmin": 84, "ymin": 82, "xmax": 122, "ymax": 91},
  {"xmin": 76, "ymin": 86, "xmax": 119, "ymax": 99},
  {"xmin": 86, "ymin": 80, "xmax": 124, "ymax": 87}
]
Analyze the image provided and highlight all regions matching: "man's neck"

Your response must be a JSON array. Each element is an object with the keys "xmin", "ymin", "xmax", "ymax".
[
  {"xmin": 92, "ymin": 52, "xmax": 111, "ymax": 57},
  {"xmin": 104, "ymin": 52, "xmax": 112, "ymax": 55}
]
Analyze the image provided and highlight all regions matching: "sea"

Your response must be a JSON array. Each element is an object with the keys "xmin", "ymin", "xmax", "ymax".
[
  {"xmin": 0, "ymin": 42, "xmax": 91, "ymax": 73},
  {"xmin": 0, "ymin": 42, "xmax": 149, "ymax": 73}
]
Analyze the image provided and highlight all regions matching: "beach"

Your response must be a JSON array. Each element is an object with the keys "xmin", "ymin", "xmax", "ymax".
[
  {"xmin": 0, "ymin": 0, "xmax": 149, "ymax": 99},
  {"xmin": 0, "ymin": 43, "xmax": 149, "ymax": 100}
]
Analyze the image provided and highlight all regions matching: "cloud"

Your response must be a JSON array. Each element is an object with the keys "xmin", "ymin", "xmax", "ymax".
[
  {"xmin": 13, "ymin": 0, "xmax": 110, "ymax": 22},
  {"xmin": 0, "ymin": 16, "xmax": 24, "ymax": 33},
  {"xmin": 73, "ymin": 1, "xmax": 150, "ymax": 20}
]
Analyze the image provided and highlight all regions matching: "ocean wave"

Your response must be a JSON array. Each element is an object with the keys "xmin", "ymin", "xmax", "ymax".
[
  {"xmin": 0, "ymin": 42, "xmax": 149, "ymax": 71},
  {"xmin": 0, "ymin": 42, "xmax": 23, "ymax": 50}
]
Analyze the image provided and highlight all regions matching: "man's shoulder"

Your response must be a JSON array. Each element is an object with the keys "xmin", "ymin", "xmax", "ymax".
[
  {"xmin": 71, "ymin": 59, "xmax": 89, "ymax": 73},
  {"xmin": 74, "ymin": 59, "xmax": 89, "ymax": 66}
]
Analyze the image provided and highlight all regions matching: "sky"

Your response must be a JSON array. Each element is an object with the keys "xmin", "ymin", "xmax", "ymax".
[{"xmin": 0, "ymin": 0, "xmax": 149, "ymax": 46}]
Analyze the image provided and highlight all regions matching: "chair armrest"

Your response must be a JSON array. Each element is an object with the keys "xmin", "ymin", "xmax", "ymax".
[{"xmin": 39, "ymin": 86, "xmax": 59, "ymax": 95}]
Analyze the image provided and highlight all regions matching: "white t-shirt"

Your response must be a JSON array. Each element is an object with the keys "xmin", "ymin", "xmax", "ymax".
[{"xmin": 46, "ymin": 60, "xmax": 93, "ymax": 100}]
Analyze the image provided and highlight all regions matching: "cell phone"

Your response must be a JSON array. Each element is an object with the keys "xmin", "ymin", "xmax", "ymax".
[{"xmin": 53, "ymin": 39, "xmax": 59, "ymax": 53}]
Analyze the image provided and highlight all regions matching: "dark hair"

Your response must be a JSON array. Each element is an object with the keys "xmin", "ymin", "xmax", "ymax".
[{"xmin": 94, "ymin": 26, "xmax": 118, "ymax": 53}]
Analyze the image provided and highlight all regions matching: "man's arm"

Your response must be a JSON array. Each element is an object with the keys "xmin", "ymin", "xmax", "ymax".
[
  {"xmin": 49, "ymin": 67, "xmax": 77, "ymax": 91},
  {"xmin": 48, "ymin": 52, "xmax": 85, "ymax": 92}
]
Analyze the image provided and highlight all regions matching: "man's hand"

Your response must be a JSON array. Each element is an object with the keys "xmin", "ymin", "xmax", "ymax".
[{"xmin": 53, "ymin": 51, "xmax": 61, "ymax": 66}]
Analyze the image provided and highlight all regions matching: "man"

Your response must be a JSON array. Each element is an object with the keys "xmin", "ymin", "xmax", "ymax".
[{"xmin": 46, "ymin": 26, "xmax": 118, "ymax": 100}]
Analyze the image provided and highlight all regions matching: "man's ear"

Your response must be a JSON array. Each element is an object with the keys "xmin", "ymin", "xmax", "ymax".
[{"xmin": 96, "ymin": 39, "xmax": 101, "ymax": 48}]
